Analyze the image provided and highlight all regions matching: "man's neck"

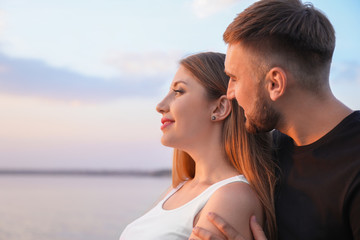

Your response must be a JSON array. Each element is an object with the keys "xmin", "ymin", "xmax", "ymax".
[{"xmin": 277, "ymin": 94, "xmax": 352, "ymax": 146}]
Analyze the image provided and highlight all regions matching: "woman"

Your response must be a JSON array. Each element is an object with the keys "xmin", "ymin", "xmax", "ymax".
[{"xmin": 120, "ymin": 52, "xmax": 277, "ymax": 240}]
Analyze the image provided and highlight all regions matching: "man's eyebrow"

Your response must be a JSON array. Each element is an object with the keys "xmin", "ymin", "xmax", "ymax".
[{"xmin": 224, "ymin": 70, "xmax": 236, "ymax": 78}]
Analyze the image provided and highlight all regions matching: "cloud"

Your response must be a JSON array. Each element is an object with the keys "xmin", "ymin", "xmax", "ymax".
[
  {"xmin": 330, "ymin": 61, "xmax": 360, "ymax": 84},
  {"xmin": 0, "ymin": 63, "xmax": 7, "ymax": 73},
  {"xmin": 104, "ymin": 51, "xmax": 182, "ymax": 78},
  {"xmin": 0, "ymin": 10, "xmax": 6, "ymax": 36},
  {"xmin": 192, "ymin": 0, "xmax": 240, "ymax": 18},
  {"xmin": 0, "ymin": 53, "xmax": 169, "ymax": 102},
  {"xmin": 330, "ymin": 61, "xmax": 360, "ymax": 109}
]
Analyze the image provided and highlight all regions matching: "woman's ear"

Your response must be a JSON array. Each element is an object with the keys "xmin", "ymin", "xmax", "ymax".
[
  {"xmin": 211, "ymin": 95, "xmax": 232, "ymax": 121},
  {"xmin": 265, "ymin": 67, "xmax": 287, "ymax": 101}
]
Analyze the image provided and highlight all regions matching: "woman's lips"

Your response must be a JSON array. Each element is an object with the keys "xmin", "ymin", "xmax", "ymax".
[{"xmin": 161, "ymin": 117, "xmax": 175, "ymax": 130}]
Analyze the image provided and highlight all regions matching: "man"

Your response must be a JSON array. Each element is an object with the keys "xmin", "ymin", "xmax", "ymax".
[{"xmin": 192, "ymin": 0, "xmax": 360, "ymax": 239}]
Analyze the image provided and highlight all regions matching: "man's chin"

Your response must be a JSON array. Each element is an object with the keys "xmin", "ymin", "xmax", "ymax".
[
  {"xmin": 245, "ymin": 120, "xmax": 260, "ymax": 134},
  {"xmin": 245, "ymin": 120, "xmax": 272, "ymax": 134}
]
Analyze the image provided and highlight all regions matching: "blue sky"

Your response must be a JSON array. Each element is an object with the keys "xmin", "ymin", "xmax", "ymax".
[{"xmin": 0, "ymin": 0, "xmax": 359, "ymax": 170}]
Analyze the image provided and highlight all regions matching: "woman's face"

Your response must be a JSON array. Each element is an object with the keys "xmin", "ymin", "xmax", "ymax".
[{"xmin": 156, "ymin": 65, "xmax": 214, "ymax": 150}]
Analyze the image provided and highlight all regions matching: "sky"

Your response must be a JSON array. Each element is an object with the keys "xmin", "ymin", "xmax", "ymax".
[{"xmin": 0, "ymin": 0, "xmax": 359, "ymax": 171}]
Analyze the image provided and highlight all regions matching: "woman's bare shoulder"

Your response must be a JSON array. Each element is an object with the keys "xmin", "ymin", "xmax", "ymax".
[
  {"xmin": 208, "ymin": 181, "xmax": 261, "ymax": 214},
  {"xmin": 189, "ymin": 181, "xmax": 263, "ymax": 240}
]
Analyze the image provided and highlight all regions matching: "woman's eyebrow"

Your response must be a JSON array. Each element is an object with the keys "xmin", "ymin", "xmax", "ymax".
[{"xmin": 173, "ymin": 80, "xmax": 188, "ymax": 87}]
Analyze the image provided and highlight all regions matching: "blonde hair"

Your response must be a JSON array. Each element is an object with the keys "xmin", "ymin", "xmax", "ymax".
[{"xmin": 171, "ymin": 52, "xmax": 277, "ymax": 239}]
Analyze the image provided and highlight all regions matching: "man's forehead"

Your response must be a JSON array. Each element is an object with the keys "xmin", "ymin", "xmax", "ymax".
[
  {"xmin": 224, "ymin": 45, "xmax": 239, "ymax": 74},
  {"xmin": 225, "ymin": 42, "xmax": 249, "ymax": 68},
  {"xmin": 226, "ymin": 43, "xmax": 243, "ymax": 56}
]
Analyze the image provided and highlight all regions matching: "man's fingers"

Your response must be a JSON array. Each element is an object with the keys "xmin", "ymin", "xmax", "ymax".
[
  {"xmin": 192, "ymin": 226, "xmax": 225, "ymax": 240},
  {"xmin": 193, "ymin": 213, "xmax": 262, "ymax": 240},
  {"xmin": 207, "ymin": 212, "xmax": 246, "ymax": 240},
  {"xmin": 250, "ymin": 216, "xmax": 267, "ymax": 240}
]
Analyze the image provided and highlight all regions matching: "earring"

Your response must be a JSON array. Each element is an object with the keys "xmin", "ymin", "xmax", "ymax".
[{"xmin": 211, "ymin": 116, "xmax": 216, "ymax": 121}]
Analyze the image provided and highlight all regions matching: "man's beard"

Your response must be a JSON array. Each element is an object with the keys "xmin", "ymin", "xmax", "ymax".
[{"xmin": 245, "ymin": 91, "xmax": 280, "ymax": 134}]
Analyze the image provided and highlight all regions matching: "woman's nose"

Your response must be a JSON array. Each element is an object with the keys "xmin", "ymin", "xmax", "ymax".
[{"xmin": 156, "ymin": 95, "xmax": 169, "ymax": 114}]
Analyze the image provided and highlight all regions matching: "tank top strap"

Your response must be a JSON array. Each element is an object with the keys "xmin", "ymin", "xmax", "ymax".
[
  {"xmin": 181, "ymin": 174, "xmax": 247, "ymax": 220},
  {"xmin": 165, "ymin": 175, "xmax": 248, "ymax": 211},
  {"xmin": 159, "ymin": 181, "xmax": 186, "ymax": 205},
  {"xmin": 159, "ymin": 175, "xmax": 248, "ymax": 212},
  {"xmin": 199, "ymin": 175, "xmax": 248, "ymax": 200}
]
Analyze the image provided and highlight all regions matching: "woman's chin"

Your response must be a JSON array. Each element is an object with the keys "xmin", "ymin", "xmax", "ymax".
[
  {"xmin": 160, "ymin": 137, "xmax": 178, "ymax": 149},
  {"xmin": 160, "ymin": 137, "xmax": 172, "ymax": 147}
]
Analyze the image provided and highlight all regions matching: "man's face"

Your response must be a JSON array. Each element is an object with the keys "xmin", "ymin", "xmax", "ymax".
[{"xmin": 225, "ymin": 43, "xmax": 279, "ymax": 133}]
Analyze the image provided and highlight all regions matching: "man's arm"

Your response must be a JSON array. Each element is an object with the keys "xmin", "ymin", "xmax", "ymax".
[{"xmin": 192, "ymin": 213, "xmax": 267, "ymax": 240}]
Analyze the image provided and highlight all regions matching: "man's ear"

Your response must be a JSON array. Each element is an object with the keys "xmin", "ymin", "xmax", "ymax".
[
  {"xmin": 211, "ymin": 95, "xmax": 232, "ymax": 121},
  {"xmin": 265, "ymin": 67, "xmax": 287, "ymax": 101}
]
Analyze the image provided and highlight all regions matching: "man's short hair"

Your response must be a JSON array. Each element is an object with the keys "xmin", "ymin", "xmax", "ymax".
[{"xmin": 224, "ymin": 0, "xmax": 335, "ymax": 91}]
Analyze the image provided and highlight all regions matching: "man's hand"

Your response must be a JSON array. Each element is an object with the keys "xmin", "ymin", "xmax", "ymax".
[{"xmin": 191, "ymin": 213, "xmax": 267, "ymax": 240}]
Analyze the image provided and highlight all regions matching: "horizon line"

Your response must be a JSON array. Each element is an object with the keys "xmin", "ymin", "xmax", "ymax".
[{"xmin": 0, "ymin": 168, "xmax": 172, "ymax": 177}]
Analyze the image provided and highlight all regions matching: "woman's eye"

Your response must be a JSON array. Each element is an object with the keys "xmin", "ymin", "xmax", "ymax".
[{"xmin": 173, "ymin": 89, "xmax": 184, "ymax": 95}]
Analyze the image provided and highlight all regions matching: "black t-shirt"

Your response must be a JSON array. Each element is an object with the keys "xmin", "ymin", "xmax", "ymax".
[{"xmin": 273, "ymin": 111, "xmax": 360, "ymax": 240}]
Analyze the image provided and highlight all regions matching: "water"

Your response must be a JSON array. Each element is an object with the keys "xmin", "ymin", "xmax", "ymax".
[{"xmin": 0, "ymin": 175, "xmax": 171, "ymax": 240}]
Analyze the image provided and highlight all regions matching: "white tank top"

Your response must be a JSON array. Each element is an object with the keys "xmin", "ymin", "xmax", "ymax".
[{"xmin": 119, "ymin": 175, "xmax": 248, "ymax": 240}]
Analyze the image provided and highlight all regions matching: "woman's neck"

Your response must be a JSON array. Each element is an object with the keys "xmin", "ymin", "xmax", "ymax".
[
  {"xmin": 187, "ymin": 147, "xmax": 238, "ymax": 185},
  {"xmin": 181, "ymin": 125, "xmax": 239, "ymax": 184}
]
